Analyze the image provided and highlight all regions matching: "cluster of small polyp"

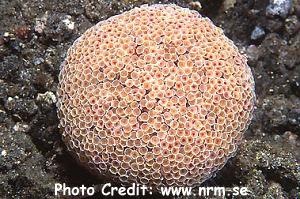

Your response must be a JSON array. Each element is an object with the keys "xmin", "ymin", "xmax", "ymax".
[{"xmin": 57, "ymin": 4, "xmax": 255, "ymax": 188}]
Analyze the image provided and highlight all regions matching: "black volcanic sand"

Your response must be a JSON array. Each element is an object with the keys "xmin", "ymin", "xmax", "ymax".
[{"xmin": 0, "ymin": 0, "xmax": 299, "ymax": 198}]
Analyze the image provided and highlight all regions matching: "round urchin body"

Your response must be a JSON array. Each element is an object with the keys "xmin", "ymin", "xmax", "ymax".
[{"xmin": 57, "ymin": 4, "xmax": 255, "ymax": 188}]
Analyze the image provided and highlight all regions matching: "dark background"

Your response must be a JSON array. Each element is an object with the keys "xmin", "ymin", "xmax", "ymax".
[{"xmin": 0, "ymin": 0, "xmax": 299, "ymax": 198}]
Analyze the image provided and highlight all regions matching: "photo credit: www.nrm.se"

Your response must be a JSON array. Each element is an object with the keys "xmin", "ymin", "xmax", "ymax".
[{"xmin": 54, "ymin": 183, "xmax": 251, "ymax": 197}]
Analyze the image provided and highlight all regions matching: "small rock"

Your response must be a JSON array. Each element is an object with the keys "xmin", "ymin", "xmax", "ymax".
[
  {"xmin": 13, "ymin": 122, "xmax": 30, "ymax": 133},
  {"xmin": 251, "ymin": 26, "xmax": 265, "ymax": 40},
  {"xmin": 222, "ymin": 0, "xmax": 236, "ymax": 11},
  {"xmin": 33, "ymin": 57, "xmax": 44, "ymax": 66},
  {"xmin": 34, "ymin": 12, "xmax": 48, "ymax": 34},
  {"xmin": 36, "ymin": 91, "xmax": 57, "ymax": 105},
  {"xmin": 0, "ymin": 55, "xmax": 21, "ymax": 80},
  {"xmin": 264, "ymin": 182, "xmax": 287, "ymax": 198},
  {"xmin": 1, "ymin": 150, "xmax": 7, "ymax": 157},
  {"xmin": 62, "ymin": 15, "xmax": 75, "ymax": 30},
  {"xmin": 3, "ymin": 32, "xmax": 10, "ymax": 37},
  {"xmin": 4, "ymin": 97, "xmax": 38, "ymax": 119},
  {"xmin": 285, "ymin": 15, "xmax": 300, "ymax": 35},
  {"xmin": 189, "ymin": 1, "xmax": 202, "ymax": 10},
  {"xmin": 43, "ymin": 12, "xmax": 75, "ymax": 42},
  {"xmin": 9, "ymin": 40, "xmax": 22, "ymax": 53},
  {"xmin": 18, "ymin": 68, "xmax": 34, "ymax": 84},
  {"xmin": 266, "ymin": 0, "xmax": 292, "ymax": 18},
  {"xmin": 246, "ymin": 45, "xmax": 260, "ymax": 63},
  {"xmin": 14, "ymin": 25, "xmax": 31, "ymax": 40},
  {"xmin": 283, "ymin": 131, "xmax": 298, "ymax": 145},
  {"xmin": 33, "ymin": 71, "xmax": 54, "ymax": 90}
]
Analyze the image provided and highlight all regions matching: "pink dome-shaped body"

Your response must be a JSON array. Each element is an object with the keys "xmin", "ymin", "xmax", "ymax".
[{"xmin": 57, "ymin": 4, "xmax": 255, "ymax": 188}]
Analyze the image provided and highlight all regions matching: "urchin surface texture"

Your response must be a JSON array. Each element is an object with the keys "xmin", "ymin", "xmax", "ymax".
[{"xmin": 57, "ymin": 4, "xmax": 255, "ymax": 188}]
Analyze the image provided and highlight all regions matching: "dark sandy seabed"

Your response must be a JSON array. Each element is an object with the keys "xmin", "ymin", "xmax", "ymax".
[{"xmin": 0, "ymin": 0, "xmax": 299, "ymax": 198}]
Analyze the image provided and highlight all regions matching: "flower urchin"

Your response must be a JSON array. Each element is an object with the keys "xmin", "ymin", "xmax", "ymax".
[{"xmin": 57, "ymin": 4, "xmax": 255, "ymax": 188}]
